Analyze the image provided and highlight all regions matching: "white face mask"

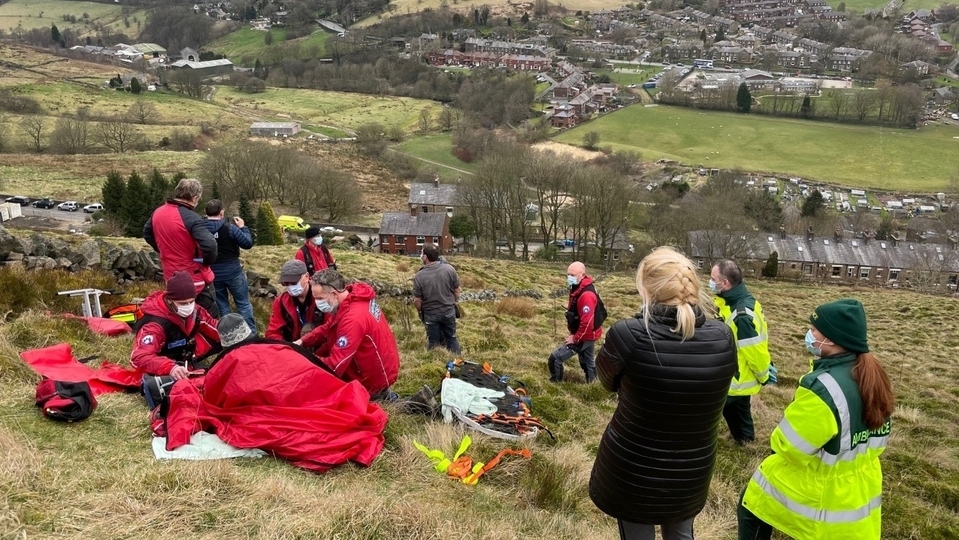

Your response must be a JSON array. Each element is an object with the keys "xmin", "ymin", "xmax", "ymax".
[
  {"xmin": 312, "ymin": 236, "xmax": 323, "ymax": 246},
  {"xmin": 315, "ymin": 299, "xmax": 335, "ymax": 313},
  {"xmin": 176, "ymin": 302, "xmax": 195, "ymax": 318},
  {"xmin": 287, "ymin": 284, "xmax": 304, "ymax": 297}
]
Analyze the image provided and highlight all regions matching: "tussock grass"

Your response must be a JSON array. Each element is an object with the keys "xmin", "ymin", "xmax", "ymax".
[
  {"xmin": 2, "ymin": 245, "xmax": 959, "ymax": 538},
  {"xmin": 495, "ymin": 296, "xmax": 538, "ymax": 319}
]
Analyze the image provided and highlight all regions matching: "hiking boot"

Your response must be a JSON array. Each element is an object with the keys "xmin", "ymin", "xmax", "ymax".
[{"xmin": 398, "ymin": 385, "xmax": 437, "ymax": 415}]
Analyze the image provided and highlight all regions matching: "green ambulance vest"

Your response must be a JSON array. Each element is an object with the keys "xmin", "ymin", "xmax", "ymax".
[
  {"xmin": 715, "ymin": 295, "xmax": 771, "ymax": 396},
  {"xmin": 742, "ymin": 354, "xmax": 890, "ymax": 539}
]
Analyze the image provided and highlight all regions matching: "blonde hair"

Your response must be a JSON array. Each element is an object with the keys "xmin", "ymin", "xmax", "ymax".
[{"xmin": 636, "ymin": 246, "xmax": 713, "ymax": 340}]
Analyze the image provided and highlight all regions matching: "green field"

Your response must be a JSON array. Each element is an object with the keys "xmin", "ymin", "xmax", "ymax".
[
  {"xmin": 555, "ymin": 104, "xmax": 959, "ymax": 192},
  {"xmin": 841, "ymin": 0, "xmax": 945, "ymax": 12},
  {"xmin": 393, "ymin": 134, "xmax": 477, "ymax": 180},
  {"xmin": 595, "ymin": 67, "xmax": 660, "ymax": 87},
  {"xmin": 216, "ymin": 87, "xmax": 443, "ymax": 132},
  {"xmin": 0, "ymin": 0, "xmax": 137, "ymax": 37},
  {"xmin": 206, "ymin": 27, "xmax": 331, "ymax": 66}
]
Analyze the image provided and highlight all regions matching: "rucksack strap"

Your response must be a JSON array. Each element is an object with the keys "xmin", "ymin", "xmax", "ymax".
[{"xmin": 300, "ymin": 245, "xmax": 315, "ymax": 276}]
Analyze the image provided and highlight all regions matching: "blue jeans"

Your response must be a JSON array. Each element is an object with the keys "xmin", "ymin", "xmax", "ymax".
[
  {"xmin": 424, "ymin": 310, "xmax": 461, "ymax": 354},
  {"xmin": 214, "ymin": 272, "xmax": 257, "ymax": 334}
]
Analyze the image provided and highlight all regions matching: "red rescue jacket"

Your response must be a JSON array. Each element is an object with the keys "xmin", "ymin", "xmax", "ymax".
[
  {"xmin": 265, "ymin": 290, "xmax": 324, "ymax": 342},
  {"xmin": 296, "ymin": 242, "xmax": 336, "ymax": 276},
  {"xmin": 130, "ymin": 291, "xmax": 220, "ymax": 376},
  {"xmin": 301, "ymin": 283, "xmax": 399, "ymax": 395},
  {"xmin": 143, "ymin": 199, "xmax": 217, "ymax": 293},
  {"xmin": 569, "ymin": 276, "xmax": 603, "ymax": 343}
]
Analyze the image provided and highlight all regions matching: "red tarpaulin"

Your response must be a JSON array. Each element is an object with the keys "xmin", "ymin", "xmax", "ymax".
[
  {"xmin": 164, "ymin": 341, "xmax": 388, "ymax": 473},
  {"xmin": 20, "ymin": 343, "xmax": 142, "ymax": 395}
]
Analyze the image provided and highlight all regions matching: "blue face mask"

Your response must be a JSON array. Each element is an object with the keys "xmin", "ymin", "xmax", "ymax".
[
  {"xmin": 312, "ymin": 236, "xmax": 323, "ymax": 246},
  {"xmin": 805, "ymin": 329, "xmax": 826, "ymax": 357},
  {"xmin": 315, "ymin": 299, "xmax": 335, "ymax": 313},
  {"xmin": 708, "ymin": 279, "xmax": 720, "ymax": 293},
  {"xmin": 287, "ymin": 284, "xmax": 304, "ymax": 297},
  {"xmin": 567, "ymin": 275, "xmax": 579, "ymax": 287}
]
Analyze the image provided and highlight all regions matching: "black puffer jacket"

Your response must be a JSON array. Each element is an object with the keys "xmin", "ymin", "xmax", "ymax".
[{"xmin": 589, "ymin": 304, "xmax": 737, "ymax": 524}]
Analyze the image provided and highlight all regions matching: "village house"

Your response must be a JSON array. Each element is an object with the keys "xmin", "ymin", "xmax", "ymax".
[
  {"xmin": 902, "ymin": 60, "xmax": 930, "ymax": 76},
  {"xmin": 408, "ymin": 180, "xmax": 459, "ymax": 216},
  {"xmin": 777, "ymin": 50, "xmax": 812, "ymax": 69},
  {"xmin": 686, "ymin": 230, "xmax": 959, "ymax": 291},
  {"xmin": 378, "ymin": 211, "xmax": 453, "ymax": 255}
]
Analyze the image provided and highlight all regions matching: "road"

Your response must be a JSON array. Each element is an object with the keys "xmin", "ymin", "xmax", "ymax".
[{"xmin": 18, "ymin": 206, "xmax": 89, "ymax": 223}]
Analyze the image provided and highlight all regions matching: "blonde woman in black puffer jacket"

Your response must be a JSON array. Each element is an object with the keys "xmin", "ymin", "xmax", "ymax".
[{"xmin": 589, "ymin": 246, "xmax": 738, "ymax": 540}]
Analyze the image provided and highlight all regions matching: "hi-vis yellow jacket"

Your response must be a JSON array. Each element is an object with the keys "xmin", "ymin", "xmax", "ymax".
[
  {"xmin": 715, "ymin": 282, "xmax": 771, "ymax": 396},
  {"xmin": 742, "ymin": 353, "xmax": 890, "ymax": 539}
]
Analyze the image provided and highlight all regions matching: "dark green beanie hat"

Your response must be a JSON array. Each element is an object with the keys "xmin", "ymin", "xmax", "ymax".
[{"xmin": 810, "ymin": 299, "xmax": 869, "ymax": 353}]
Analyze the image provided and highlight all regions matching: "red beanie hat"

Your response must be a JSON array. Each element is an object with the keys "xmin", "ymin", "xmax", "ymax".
[{"xmin": 166, "ymin": 271, "xmax": 196, "ymax": 301}]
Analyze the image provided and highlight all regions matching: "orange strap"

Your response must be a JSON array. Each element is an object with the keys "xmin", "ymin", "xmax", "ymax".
[{"xmin": 463, "ymin": 448, "xmax": 531, "ymax": 485}]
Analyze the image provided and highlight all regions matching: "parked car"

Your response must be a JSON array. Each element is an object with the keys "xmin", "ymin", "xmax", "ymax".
[
  {"xmin": 57, "ymin": 201, "xmax": 79, "ymax": 211},
  {"xmin": 5, "ymin": 196, "xmax": 30, "ymax": 205},
  {"xmin": 952, "ymin": 113, "xmax": 959, "ymax": 120},
  {"xmin": 83, "ymin": 203, "xmax": 103, "ymax": 213},
  {"xmin": 32, "ymin": 198, "xmax": 56, "ymax": 209}
]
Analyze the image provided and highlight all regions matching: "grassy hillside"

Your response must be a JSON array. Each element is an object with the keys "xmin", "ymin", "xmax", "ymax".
[
  {"xmin": 1, "ymin": 242, "xmax": 958, "ymax": 539},
  {"xmin": 393, "ymin": 133, "xmax": 478, "ymax": 180},
  {"xmin": 217, "ymin": 87, "xmax": 444, "ymax": 132},
  {"xmin": 205, "ymin": 27, "xmax": 331, "ymax": 67},
  {"xmin": 554, "ymin": 104, "xmax": 959, "ymax": 192},
  {"xmin": 0, "ymin": 0, "xmax": 144, "ymax": 38}
]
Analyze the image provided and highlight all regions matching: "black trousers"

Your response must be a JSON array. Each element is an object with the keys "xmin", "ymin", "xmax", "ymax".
[
  {"xmin": 737, "ymin": 489, "xmax": 773, "ymax": 540},
  {"xmin": 196, "ymin": 282, "xmax": 220, "ymax": 318},
  {"xmin": 723, "ymin": 395, "xmax": 754, "ymax": 443}
]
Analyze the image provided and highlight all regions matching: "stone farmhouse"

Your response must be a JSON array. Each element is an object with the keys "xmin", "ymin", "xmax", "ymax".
[{"xmin": 408, "ymin": 180, "xmax": 459, "ymax": 217}]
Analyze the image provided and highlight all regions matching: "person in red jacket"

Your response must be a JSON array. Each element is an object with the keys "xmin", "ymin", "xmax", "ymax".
[
  {"xmin": 295, "ymin": 226, "xmax": 337, "ymax": 276},
  {"xmin": 265, "ymin": 260, "xmax": 325, "ymax": 344},
  {"xmin": 143, "ymin": 178, "xmax": 219, "ymax": 317},
  {"xmin": 131, "ymin": 271, "xmax": 220, "ymax": 407},
  {"xmin": 548, "ymin": 261, "xmax": 605, "ymax": 383},
  {"xmin": 295, "ymin": 269, "xmax": 399, "ymax": 400}
]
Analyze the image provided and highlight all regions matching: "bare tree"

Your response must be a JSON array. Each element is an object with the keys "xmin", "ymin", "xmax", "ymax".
[
  {"xmin": 49, "ymin": 117, "xmax": 91, "ymax": 154},
  {"xmin": 285, "ymin": 159, "xmax": 324, "ymax": 215},
  {"xmin": 437, "ymin": 107, "xmax": 458, "ymax": 132},
  {"xmin": 126, "ymin": 101, "xmax": 159, "ymax": 124},
  {"xmin": 317, "ymin": 168, "xmax": 362, "ymax": 222},
  {"xmin": 168, "ymin": 69, "xmax": 207, "ymax": 99},
  {"xmin": 418, "ymin": 106, "xmax": 432, "ymax": 132},
  {"xmin": 579, "ymin": 165, "xmax": 636, "ymax": 270},
  {"xmin": 96, "ymin": 116, "xmax": 144, "ymax": 153},
  {"xmin": 852, "ymin": 89, "xmax": 877, "ymax": 121},
  {"xmin": 525, "ymin": 150, "xmax": 572, "ymax": 245},
  {"xmin": 19, "ymin": 115, "xmax": 45, "ymax": 152},
  {"xmin": 199, "ymin": 141, "xmax": 275, "ymax": 204},
  {"xmin": 828, "ymin": 89, "xmax": 849, "ymax": 121}
]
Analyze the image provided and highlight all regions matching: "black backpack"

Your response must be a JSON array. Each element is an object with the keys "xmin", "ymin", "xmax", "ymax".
[
  {"xmin": 299, "ymin": 245, "xmax": 337, "ymax": 276},
  {"xmin": 565, "ymin": 283, "xmax": 608, "ymax": 334}
]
